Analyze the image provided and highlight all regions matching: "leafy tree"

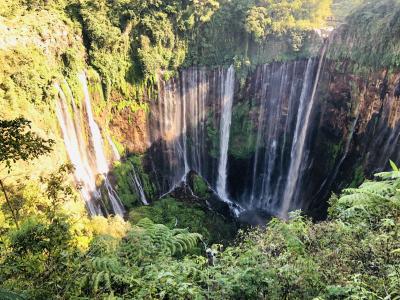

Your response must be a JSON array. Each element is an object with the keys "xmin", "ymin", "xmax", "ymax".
[
  {"xmin": 245, "ymin": 0, "xmax": 331, "ymax": 40},
  {"xmin": 40, "ymin": 163, "xmax": 75, "ymax": 220},
  {"xmin": 0, "ymin": 117, "xmax": 54, "ymax": 228},
  {"xmin": 0, "ymin": 117, "xmax": 54, "ymax": 169}
]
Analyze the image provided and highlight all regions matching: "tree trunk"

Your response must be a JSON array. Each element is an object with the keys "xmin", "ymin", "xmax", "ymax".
[{"xmin": 0, "ymin": 178, "xmax": 19, "ymax": 229}]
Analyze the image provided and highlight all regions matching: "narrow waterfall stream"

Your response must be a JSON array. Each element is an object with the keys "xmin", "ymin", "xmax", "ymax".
[
  {"xmin": 79, "ymin": 72, "xmax": 109, "ymax": 175},
  {"xmin": 79, "ymin": 72, "xmax": 125, "ymax": 216},
  {"xmin": 130, "ymin": 164, "xmax": 149, "ymax": 205},
  {"xmin": 107, "ymin": 135, "xmax": 121, "ymax": 161},
  {"xmin": 216, "ymin": 66, "xmax": 235, "ymax": 203}
]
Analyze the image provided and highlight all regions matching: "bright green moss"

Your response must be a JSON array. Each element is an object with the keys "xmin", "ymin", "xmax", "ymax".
[
  {"xmin": 349, "ymin": 165, "xmax": 365, "ymax": 188},
  {"xmin": 112, "ymin": 160, "xmax": 140, "ymax": 209},
  {"xmin": 229, "ymin": 102, "xmax": 257, "ymax": 159},
  {"xmin": 192, "ymin": 175, "xmax": 210, "ymax": 198}
]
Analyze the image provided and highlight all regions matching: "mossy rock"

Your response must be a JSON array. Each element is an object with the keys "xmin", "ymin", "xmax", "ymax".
[
  {"xmin": 229, "ymin": 102, "xmax": 257, "ymax": 159},
  {"xmin": 129, "ymin": 197, "xmax": 238, "ymax": 244}
]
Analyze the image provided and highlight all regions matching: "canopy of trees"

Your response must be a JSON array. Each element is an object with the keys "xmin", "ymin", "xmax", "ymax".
[{"xmin": 245, "ymin": 0, "xmax": 331, "ymax": 40}]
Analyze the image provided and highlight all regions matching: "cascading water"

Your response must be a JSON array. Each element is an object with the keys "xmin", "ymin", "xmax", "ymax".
[
  {"xmin": 107, "ymin": 135, "xmax": 121, "ymax": 161},
  {"xmin": 280, "ymin": 43, "xmax": 328, "ymax": 217},
  {"xmin": 107, "ymin": 133, "xmax": 149, "ymax": 206},
  {"xmin": 55, "ymin": 84, "xmax": 100, "ymax": 216},
  {"xmin": 151, "ymin": 41, "xmax": 400, "ymax": 219},
  {"xmin": 216, "ymin": 66, "xmax": 235, "ymax": 203},
  {"xmin": 228, "ymin": 58, "xmax": 321, "ymax": 216},
  {"xmin": 151, "ymin": 59, "xmax": 325, "ymax": 217},
  {"xmin": 55, "ymin": 74, "xmax": 125, "ymax": 216},
  {"xmin": 129, "ymin": 163, "xmax": 149, "ymax": 205},
  {"xmin": 151, "ymin": 66, "xmax": 240, "ymax": 210},
  {"xmin": 78, "ymin": 72, "xmax": 125, "ymax": 216},
  {"xmin": 79, "ymin": 73, "xmax": 109, "ymax": 175}
]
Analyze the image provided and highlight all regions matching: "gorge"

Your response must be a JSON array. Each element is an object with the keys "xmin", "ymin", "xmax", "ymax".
[
  {"xmin": 1, "ymin": 0, "xmax": 400, "ymax": 298},
  {"xmin": 51, "ymin": 32, "xmax": 400, "ymax": 223},
  {"xmin": 52, "ymin": 36, "xmax": 400, "ymax": 221}
]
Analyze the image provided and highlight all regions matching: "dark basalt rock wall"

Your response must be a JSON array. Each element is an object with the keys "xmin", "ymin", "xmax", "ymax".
[{"xmin": 305, "ymin": 62, "xmax": 400, "ymax": 218}]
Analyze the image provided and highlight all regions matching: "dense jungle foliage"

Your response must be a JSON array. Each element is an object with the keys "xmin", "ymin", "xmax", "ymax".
[
  {"xmin": 328, "ymin": 0, "xmax": 400, "ymax": 71},
  {"xmin": 0, "ymin": 0, "xmax": 332, "ymax": 103},
  {"xmin": 1, "ymin": 135, "xmax": 400, "ymax": 298}
]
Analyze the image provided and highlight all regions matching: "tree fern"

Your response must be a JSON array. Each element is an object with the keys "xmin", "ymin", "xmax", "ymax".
[
  {"xmin": 87, "ymin": 257, "xmax": 123, "ymax": 294},
  {"xmin": 120, "ymin": 218, "xmax": 202, "ymax": 260},
  {"xmin": 331, "ymin": 171, "xmax": 400, "ymax": 225}
]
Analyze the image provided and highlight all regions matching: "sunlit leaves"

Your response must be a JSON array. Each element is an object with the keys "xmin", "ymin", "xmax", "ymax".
[
  {"xmin": 0, "ymin": 118, "xmax": 54, "ymax": 171},
  {"xmin": 245, "ymin": 0, "xmax": 332, "ymax": 40}
]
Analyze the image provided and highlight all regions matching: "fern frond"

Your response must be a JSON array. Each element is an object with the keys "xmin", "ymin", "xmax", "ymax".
[
  {"xmin": 375, "ymin": 171, "xmax": 400, "ymax": 179},
  {"xmin": 0, "ymin": 289, "xmax": 26, "ymax": 300}
]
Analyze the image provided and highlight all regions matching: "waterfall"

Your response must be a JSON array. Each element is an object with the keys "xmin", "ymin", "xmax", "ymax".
[
  {"xmin": 106, "ymin": 132, "xmax": 148, "ymax": 207},
  {"xmin": 55, "ymin": 74, "xmax": 125, "ymax": 216},
  {"xmin": 107, "ymin": 135, "xmax": 121, "ymax": 161},
  {"xmin": 152, "ymin": 52, "xmax": 330, "ymax": 217},
  {"xmin": 79, "ymin": 73, "xmax": 109, "ymax": 175},
  {"xmin": 106, "ymin": 132, "xmax": 149, "ymax": 207},
  {"xmin": 249, "ymin": 65, "xmax": 269, "ymax": 206},
  {"xmin": 78, "ymin": 72, "xmax": 125, "ymax": 216},
  {"xmin": 130, "ymin": 164, "xmax": 149, "ymax": 205},
  {"xmin": 216, "ymin": 65, "xmax": 235, "ymax": 202},
  {"xmin": 181, "ymin": 74, "xmax": 190, "ymax": 177},
  {"xmin": 238, "ymin": 61, "xmax": 305, "ymax": 213},
  {"xmin": 152, "ymin": 67, "xmax": 239, "ymax": 201},
  {"xmin": 104, "ymin": 177, "xmax": 125, "ymax": 216},
  {"xmin": 315, "ymin": 102, "xmax": 361, "ymax": 201},
  {"xmin": 55, "ymin": 84, "xmax": 100, "ymax": 216},
  {"xmin": 280, "ymin": 43, "xmax": 328, "ymax": 217}
]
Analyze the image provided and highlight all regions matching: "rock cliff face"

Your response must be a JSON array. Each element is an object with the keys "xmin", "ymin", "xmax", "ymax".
[{"xmin": 305, "ymin": 62, "xmax": 400, "ymax": 217}]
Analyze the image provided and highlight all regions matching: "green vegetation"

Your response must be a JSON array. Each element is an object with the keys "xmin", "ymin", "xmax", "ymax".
[
  {"xmin": 192, "ymin": 174, "xmax": 211, "ymax": 198},
  {"xmin": 77, "ymin": 0, "xmax": 220, "ymax": 101},
  {"xmin": 349, "ymin": 165, "xmax": 365, "ymax": 188},
  {"xmin": 2, "ymin": 155, "xmax": 399, "ymax": 298},
  {"xmin": 229, "ymin": 102, "xmax": 257, "ymax": 159},
  {"xmin": 329, "ymin": 0, "xmax": 400, "ymax": 71},
  {"xmin": 206, "ymin": 112, "xmax": 220, "ymax": 159},
  {"xmin": 1, "ymin": 115, "xmax": 400, "ymax": 299},
  {"xmin": 0, "ymin": 117, "xmax": 55, "ymax": 228},
  {"xmin": 186, "ymin": 0, "xmax": 331, "ymax": 78},
  {"xmin": 245, "ymin": 0, "xmax": 331, "ymax": 41},
  {"xmin": 129, "ymin": 197, "xmax": 237, "ymax": 244},
  {"xmin": 112, "ymin": 158, "xmax": 140, "ymax": 209},
  {"xmin": 331, "ymin": 0, "xmax": 366, "ymax": 21},
  {"xmin": 2, "ymin": 1, "xmax": 400, "ymax": 299},
  {"xmin": 0, "ymin": 118, "xmax": 54, "ymax": 170},
  {"xmin": 2, "ymin": 0, "xmax": 333, "ymax": 105},
  {"xmin": 0, "ymin": 47, "xmax": 57, "ymax": 105},
  {"xmin": 327, "ymin": 141, "xmax": 343, "ymax": 170},
  {"xmin": 113, "ymin": 155, "xmax": 156, "ymax": 209}
]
